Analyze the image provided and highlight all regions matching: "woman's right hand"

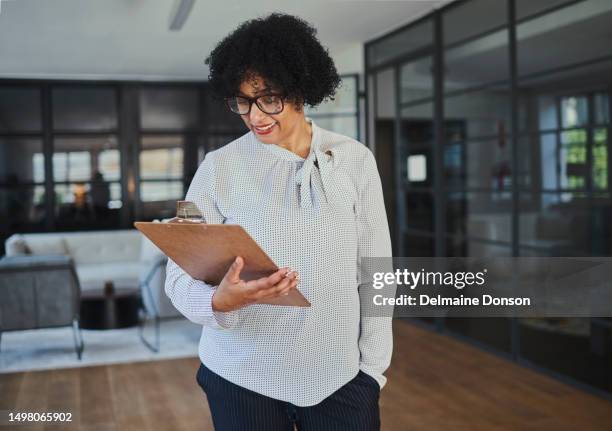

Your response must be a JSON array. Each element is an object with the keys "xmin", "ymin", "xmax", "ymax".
[{"xmin": 211, "ymin": 256, "xmax": 299, "ymax": 312}]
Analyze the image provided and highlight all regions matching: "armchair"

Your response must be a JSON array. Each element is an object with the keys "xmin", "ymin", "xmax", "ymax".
[{"xmin": 0, "ymin": 255, "xmax": 84, "ymax": 359}]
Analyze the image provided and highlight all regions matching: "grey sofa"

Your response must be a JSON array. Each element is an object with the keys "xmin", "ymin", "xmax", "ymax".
[{"xmin": 0, "ymin": 255, "xmax": 84, "ymax": 359}]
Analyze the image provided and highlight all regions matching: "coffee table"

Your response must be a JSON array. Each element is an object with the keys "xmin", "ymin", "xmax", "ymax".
[{"xmin": 80, "ymin": 281, "xmax": 141, "ymax": 330}]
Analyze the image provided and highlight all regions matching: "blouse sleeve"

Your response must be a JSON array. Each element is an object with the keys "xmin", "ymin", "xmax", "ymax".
[
  {"xmin": 356, "ymin": 149, "xmax": 395, "ymax": 389},
  {"xmin": 164, "ymin": 151, "xmax": 242, "ymax": 329}
]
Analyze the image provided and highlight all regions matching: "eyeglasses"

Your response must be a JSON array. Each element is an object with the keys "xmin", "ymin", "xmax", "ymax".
[{"xmin": 225, "ymin": 94, "xmax": 284, "ymax": 115}]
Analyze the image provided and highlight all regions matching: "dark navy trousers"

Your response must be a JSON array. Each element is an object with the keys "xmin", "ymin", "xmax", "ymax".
[{"xmin": 196, "ymin": 363, "xmax": 381, "ymax": 431}]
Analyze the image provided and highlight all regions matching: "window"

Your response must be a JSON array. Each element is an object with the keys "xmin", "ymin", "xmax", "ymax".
[
  {"xmin": 367, "ymin": 19, "xmax": 433, "ymax": 68},
  {"xmin": 0, "ymin": 87, "xmax": 41, "ymax": 132},
  {"xmin": 139, "ymin": 135, "xmax": 185, "ymax": 219},
  {"xmin": 52, "ymin": 87, "xmax": 117, "ymax": 131},
  {"xmin": 140, "ymin": 87, "xmax": 199, "ymax": 131},
  {"xmin": 0, "ymin": 138, "xmax": 45, "ymax": 231},
  {"xmin": 305, "ymin": 75, "xmax": 360, "ymax": 140},
  {"xmin": 138, "ymin": 86, "xmax": 205, "ymax": 220},
  {"xmin": 53, "ymin": 151, "xmax": 91, "ymax": 182},
  {"xmin": 0, "ymin": 82, "xmax": 227, "ymax": 251},
  {"xmin": 0, "ymin": 87, "xmax": 45, "ymax": 240},
  {"xmin": 52, "ymin": 136, "xmax": 121, "ymax": 228},
  {"xmin": 407, "ymin": 154, "xmax": 427, "ymax": 182}
]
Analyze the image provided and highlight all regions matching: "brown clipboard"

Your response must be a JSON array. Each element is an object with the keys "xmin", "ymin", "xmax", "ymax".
[{"xmin": 134, "ymin": 222, "xmax": 310, "ymax": 307}]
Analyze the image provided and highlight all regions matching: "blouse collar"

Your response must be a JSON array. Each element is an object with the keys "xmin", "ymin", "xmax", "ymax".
[{"xmin": 252, "ymin": 118, "xmax": 333, "ymax": 209}]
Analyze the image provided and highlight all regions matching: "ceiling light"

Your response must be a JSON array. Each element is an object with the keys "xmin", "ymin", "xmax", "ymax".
[{"xmin": 169, "ymin": 0, "xmax": 195, "ymax": 31}]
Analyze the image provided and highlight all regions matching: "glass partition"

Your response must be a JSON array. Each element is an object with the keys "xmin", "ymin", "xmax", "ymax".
[{"xmin": 366, "ymin": 0, "xmax": 612, "ymax": 393}]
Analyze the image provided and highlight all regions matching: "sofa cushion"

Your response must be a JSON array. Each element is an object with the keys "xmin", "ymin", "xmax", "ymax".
[
  {"xmin": 24, "ymin": 236, "xmax": 67, "ymax": 256},
  {"xmin": 76, "ymin": 262, "xmax": 142, "ymax": 293},
  {"xmin": 63, "ymin": 230, "xmax": 141, "ymax": 265}
]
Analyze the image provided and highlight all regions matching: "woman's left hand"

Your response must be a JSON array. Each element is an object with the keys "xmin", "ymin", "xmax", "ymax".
[{"xmin": 212, "ymin": 256, "xmax": 299, "ymax": 312}]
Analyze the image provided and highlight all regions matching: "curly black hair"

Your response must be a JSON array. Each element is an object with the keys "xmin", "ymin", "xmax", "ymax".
[{"xmin": 205, "ymin": 13, "xmax": 341, "ymax": 108}]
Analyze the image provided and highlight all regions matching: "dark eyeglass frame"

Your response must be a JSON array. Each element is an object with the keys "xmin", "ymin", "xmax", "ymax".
[{"xmin": 224, "ymin": 93, "xmax": 285, "ymax": 115}]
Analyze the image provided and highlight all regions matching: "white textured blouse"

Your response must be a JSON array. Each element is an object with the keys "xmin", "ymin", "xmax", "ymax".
[{"xmin": 164, "ymin": 119, "xmax": 393, "ymax": 407}]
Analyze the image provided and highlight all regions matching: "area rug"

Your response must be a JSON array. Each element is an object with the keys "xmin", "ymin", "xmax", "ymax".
[{"xmin": 0, "ymin": 317, "xmax": 201, "ymax": 373}]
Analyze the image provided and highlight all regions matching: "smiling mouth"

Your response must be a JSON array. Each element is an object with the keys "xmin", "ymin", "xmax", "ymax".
[{"xmin": 253, "ymin": 123, "xmax": 276, "ymax": 132}]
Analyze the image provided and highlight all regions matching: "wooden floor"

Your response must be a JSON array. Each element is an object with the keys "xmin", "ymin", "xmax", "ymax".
[{"xmin": 1, "ymin": 320, "xmax": 611, "ymax": 430}]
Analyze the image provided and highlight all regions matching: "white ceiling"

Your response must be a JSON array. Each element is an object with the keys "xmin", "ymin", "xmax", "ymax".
[{"xmin": 0, "ymin": 0, "xmax": 453, "ymax": 81}]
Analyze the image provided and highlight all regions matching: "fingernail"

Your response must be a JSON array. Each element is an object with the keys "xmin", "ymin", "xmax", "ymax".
[{"xmin": 283, "ymin": 292, "xmax": 289, "ymax": 296}]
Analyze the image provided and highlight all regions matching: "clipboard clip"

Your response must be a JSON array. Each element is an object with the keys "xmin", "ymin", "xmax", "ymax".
[{"xmin": 167, "ymin": 200, "xmax": 206, "ymax": 224}]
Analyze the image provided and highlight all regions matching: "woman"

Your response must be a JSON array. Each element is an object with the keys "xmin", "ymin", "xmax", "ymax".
[{"xmin": 165, "ymin": 13, "xmax": 392, "ymax": 431}]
